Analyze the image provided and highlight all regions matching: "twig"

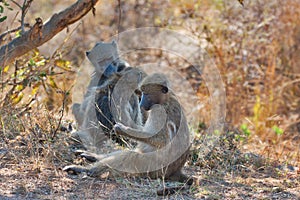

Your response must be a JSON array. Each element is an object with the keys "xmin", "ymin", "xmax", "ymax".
[
  {"xmin": 0, "ymin": 24, "xmax": 30, "ymax": 42},
  {"xmin": 20, "ymin": 0, "xmax": 33, "ymax": 33},
  {"xmin": 51, "ymin": 87, "xmax": 72, "ymax": 139},
  {"xmin": 9, "ymin": 0, "xmax": 22, "ymax": 9}
]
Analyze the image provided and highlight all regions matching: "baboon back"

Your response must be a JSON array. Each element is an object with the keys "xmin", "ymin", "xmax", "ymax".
[{"xmin": 95, "ymin": 67, "xmax": 143, "ymax": 145}]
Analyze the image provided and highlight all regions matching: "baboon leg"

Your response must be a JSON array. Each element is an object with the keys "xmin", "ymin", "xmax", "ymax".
[
  {"xmin": 86, "ymin": 150, "xmax": 136, "ymax": 177},
  {"xmin": 87, "ymin": 162, "xmax": 109, "ymax": 177},
  {"xmin": 64, "ymin": 150, "xmax": 124, "ymax": 177}
]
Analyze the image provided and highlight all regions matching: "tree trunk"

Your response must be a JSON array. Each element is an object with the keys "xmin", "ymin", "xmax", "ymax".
[{"xmin": 0, "ymin": 0, "xmax": 99, "ymax": 67}]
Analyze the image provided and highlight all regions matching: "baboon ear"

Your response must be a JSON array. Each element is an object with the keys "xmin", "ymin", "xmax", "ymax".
[
  {"xmin": 161, "ymin": 86, "xmax": 168, "ymax": 94},
  {"xmin": 134, "ymin": 89, "xmax": 142, "ymax": 96}
]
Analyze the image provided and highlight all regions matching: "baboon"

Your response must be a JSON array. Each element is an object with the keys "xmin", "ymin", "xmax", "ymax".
[
  {"xmin": 94, "ymin": 67, "xmax": 146, "ymax": 144},
  {"xmin": 71, "ymin": 41, "xmax": 145, "ymax": 148},
  {"xmin": 64, "ymin": 73, "xmax": 192, "ymax": 194},
  {"xmin": 72, "ymin": 40, "xmax": 122, "ymax": 128}
]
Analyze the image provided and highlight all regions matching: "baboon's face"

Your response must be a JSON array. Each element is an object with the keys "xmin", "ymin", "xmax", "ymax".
[
  {"xmin": 102, "ymin": 62, "xmax": 118, "ymax": 77},
  {"xmin": 140, "ymin": 84, "xmax": 169, "ymax": 111},
  {"xmin": 86, "ymin": 41, "xmax": 119, "ymax": 75}
]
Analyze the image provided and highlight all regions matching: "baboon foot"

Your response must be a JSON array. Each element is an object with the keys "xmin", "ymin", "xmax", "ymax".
[
  {"xmin": 63, "ymin": 165, "xmax": 88, "ymax": 175},
  {"xmin": 63, "ymin": 164, "xmax": 107, "ymax": 177}
]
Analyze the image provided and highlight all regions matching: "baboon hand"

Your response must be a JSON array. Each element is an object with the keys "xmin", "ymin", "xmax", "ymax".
[
  {"xmin": 74, "ymin": 150, "xmax": 103, "ymax": 162},
  {"xmin": 113, "ymin": 123, "xmax": 127, "ymax": 135}
]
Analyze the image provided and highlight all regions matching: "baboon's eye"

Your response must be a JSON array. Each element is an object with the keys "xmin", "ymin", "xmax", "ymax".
[
  {"xmin": 161, "ymin": 86, "xmax": 168, "ymax": 94},
  {"xmin": 141, "ymin": 85, "xmax": 146, "ymax": 92}
]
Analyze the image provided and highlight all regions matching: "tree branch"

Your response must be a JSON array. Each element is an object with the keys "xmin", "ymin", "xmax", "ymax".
[{"xmin": 0, "ymin": 0, "xmax": 99, "ymax": 67}]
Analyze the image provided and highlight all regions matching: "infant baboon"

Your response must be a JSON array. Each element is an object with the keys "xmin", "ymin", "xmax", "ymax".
[{"xmin": 64, "ymin": 73, "xmax": 192, "ymax": 194}]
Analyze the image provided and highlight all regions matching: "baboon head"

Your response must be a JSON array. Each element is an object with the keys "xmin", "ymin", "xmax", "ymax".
[
  {"xmin": 140, "ymin": 73, "xmax": 170, "ymax": 111},
  {"xmin": 86, "ymin": 40, "xmax": 120, "ymax": 76}
]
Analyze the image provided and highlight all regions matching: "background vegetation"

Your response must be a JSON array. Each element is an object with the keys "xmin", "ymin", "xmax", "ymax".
[{"xmin": 0, "ymin": 0, "xmax": 299, "ymax": 199}]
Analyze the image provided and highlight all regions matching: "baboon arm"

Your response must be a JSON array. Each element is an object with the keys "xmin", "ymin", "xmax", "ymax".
[
  {"xmin": 114, "ymin": 123, "xmax": 166, "ymax": 147},
  {"xmin": 114, "ymin": 123, "xmax": 153, "ymax": 138}
]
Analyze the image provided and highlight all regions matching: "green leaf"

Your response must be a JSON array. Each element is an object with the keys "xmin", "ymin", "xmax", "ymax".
[
  {"xmin": 4, "ymin": 2, "xmax": 11, "ymax": 7},
  {"xmin": 0, "ymin": 16, "xmax": 7, "ymax": 22},
  {"xmin": 272, "ymin": 125, "xmax": 284, "ymax": 136},
  {"xmin": 240, "ymin": 124, "xmax": 251, "ymax": 137},
  {"xmin": 29, "ymin": 58, "xmax": 36, "ymax": 66}
]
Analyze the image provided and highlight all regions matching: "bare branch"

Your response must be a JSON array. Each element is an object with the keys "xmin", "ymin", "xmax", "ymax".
[
  {"xmin": 10, "ymin": 0, "xmax": 22, "ymax": 9},
  {"xmin": 0, "ymin": 0, "xmax": 99, "ymax": 67}
]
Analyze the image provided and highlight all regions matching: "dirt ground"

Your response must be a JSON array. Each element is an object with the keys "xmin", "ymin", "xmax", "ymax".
[
  {"xmin": 0, "ymin": 161, "xmax": 299, "ymax": 199},
  {"xmin": 0, "ymin": 130, "xmax": 299, "ymax": 200}
]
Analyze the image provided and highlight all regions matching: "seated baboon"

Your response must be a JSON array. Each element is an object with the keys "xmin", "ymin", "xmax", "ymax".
[
  {"xmin": 72, "ymin": 40, "xmax": 122, "ymax": 127},
  {"xmin": 71, "ymin": 41, "xmax": 123, "ymax": 148},
  {"xmin": 71, "ymin": 41, "xmax": 145, "ymax": 148},
  {"xmin": 94, "ymin": 67, "xmax": 147, "ymax": 144},
  {"xmin": 64, "ymin": 73, "xmax": 192, "ymax": 194}
]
